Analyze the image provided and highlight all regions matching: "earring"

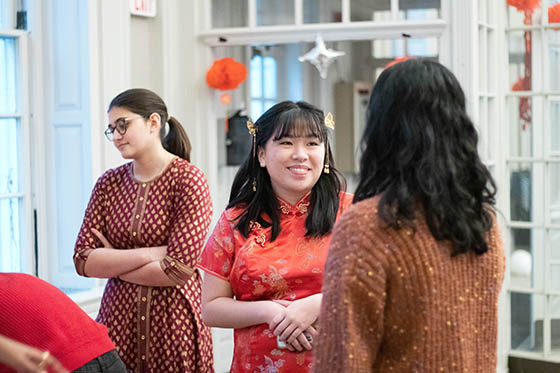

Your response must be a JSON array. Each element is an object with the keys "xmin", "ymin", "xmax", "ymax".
[
  {"xmin": 323, "ymin": 151, "xmax": 330, "ymax": 174},
  {"xmin": 323, "ymin": 112, "xmax": 334, "ymax": 174},
  {"xmin": 247, "ymin": 120, "xmax": 258, "ymax": 192}
]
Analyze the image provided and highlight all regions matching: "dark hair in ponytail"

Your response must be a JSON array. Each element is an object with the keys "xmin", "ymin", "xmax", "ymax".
[{"xmin": 108, "ymin": 88, "xmax": 192, "ymax": 161}]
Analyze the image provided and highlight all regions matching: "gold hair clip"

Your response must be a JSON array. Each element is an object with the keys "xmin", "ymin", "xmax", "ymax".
[
  {"xmin": 324, "ymin": 112, "xmax": 335, "ymax": 130},
  {"xmin": 247, "ymin": 120, "xmax": 257, "ymax": 135}
]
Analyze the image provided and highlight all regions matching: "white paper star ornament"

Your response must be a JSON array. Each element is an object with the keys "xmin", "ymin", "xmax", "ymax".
[{"xmin": 299, "ymin": 35, "xmax": 346, "ymax": 79}]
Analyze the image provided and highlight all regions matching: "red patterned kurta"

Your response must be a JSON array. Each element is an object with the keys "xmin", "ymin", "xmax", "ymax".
[
  {"xmin": 74, "ymin": 158, "xmax": 213, "ymax": 373},
  {"xmin": 198, "ymin": 192, "xmax": 352, "ymax": 373}
]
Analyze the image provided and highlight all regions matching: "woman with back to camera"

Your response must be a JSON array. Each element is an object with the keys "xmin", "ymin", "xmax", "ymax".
[
  {"xmin": 314, "ymin": 59, "xmax": 505, "ymax": 372},
  {"xmin": 199, "ymin": 101, "xmax": 353, "ymax": 372},
  {"xmin": 73, "ymin": 88, "xmax": 213, "ymax": 372}
]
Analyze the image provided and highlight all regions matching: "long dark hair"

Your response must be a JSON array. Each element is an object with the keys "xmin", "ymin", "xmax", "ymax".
[
  {"xmin": 229, "ymin": 101, "xmax": 345, "ymax": 241},
  {"xmin": 354, "ymin": 58, "xmax": 497, "ymax": 256},
  {"xmin": 108, "ymin": 88, "xmax": 192, "ymax": 161}
]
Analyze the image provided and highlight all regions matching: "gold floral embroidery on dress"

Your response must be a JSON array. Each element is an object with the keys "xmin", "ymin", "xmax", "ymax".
[
  {"xmin": 249, "ymin": 220, "xmax": 267, "ymax": 247},
  {"xmin": 296, "ymin": 200, "xmax": 310, "ymax": 215},
  {"xmin": 279, "ymin": 201, "xmax": 291, "ymax": 215}
]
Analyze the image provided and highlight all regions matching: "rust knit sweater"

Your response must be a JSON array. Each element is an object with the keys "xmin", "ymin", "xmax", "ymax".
[{"xmin": 313, "ymin": 197, "xmax": 505, "ymax": 373}]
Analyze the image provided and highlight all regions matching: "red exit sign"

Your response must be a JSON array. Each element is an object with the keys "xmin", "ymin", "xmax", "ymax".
[{"xmin": 130, "ymin": 0, "xmax": 157, "ymax": 17}]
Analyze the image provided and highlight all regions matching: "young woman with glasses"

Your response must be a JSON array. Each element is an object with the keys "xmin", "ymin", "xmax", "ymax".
[{"xmin": 73, "ymin": 88, "xmax": 213, "ymax": 372}]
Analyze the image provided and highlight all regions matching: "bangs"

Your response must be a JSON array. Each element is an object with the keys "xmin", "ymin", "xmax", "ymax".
[{"xmin": 271, "ymin": 109, "xmax": 326, "ymax": 142}]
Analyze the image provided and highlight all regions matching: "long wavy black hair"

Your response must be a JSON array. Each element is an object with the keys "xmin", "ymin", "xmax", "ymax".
[
  {"xmin": 229, "ymin": 101, "xmax": 345, "ymax": 241},
  {"xmin": 354, "ymin": 58, "xmax": 497, "ymax": 256}
]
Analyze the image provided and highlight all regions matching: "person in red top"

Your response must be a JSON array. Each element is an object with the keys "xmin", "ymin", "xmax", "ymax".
[
  {"xmin": 0, "ymin": 273, "xmax": 125, "ymax": 372},
  {"xmin": 73, "ymin": 88, "xmax": 213, "ymax": 372},
  {"xmin": 199, "ymin": 101, "xmax": 352, "ymax": 372}
]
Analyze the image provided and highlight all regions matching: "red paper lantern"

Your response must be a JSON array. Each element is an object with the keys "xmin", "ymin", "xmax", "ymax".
[
  {"xmin": 385, "ymin": 56, "xmax": 413, "ymax": 69},
  {"xmin": 507, "ymin": 0, "xmax": 541, "ymax": 13},
  {"xmin": 549, "ymin": 3, "xmax": 560, "ymax": 23},
  {"xmin": 206, "ymin": 58, "xmax": 247, "ymax": 91}
]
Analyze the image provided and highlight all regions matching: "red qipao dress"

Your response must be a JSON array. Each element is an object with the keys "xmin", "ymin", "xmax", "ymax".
[
  {"xmin": 74, "ymin": 158, "xmax": 214, "ymax": 373},
  {"xmin": 198, "ymin": 192, "xmax": 352, "ymax": 373}
]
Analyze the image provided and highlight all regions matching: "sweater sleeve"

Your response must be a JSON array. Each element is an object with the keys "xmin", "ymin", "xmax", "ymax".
[{"xmin": 313, "ymin": 202, "xmax": 387, "ymax": 372}]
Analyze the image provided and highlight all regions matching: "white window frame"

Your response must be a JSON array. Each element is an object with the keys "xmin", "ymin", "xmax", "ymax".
[
  {"xmin": 0, "ymin": 29, "xmax": 33, "ymax": 274},
  {"xmin": 501, "ymin": 0, "xmax": 560, "ymax": 364},
  {"xmin": 199, "ymin": 0, "xmax": 447, "ymax": 46}
]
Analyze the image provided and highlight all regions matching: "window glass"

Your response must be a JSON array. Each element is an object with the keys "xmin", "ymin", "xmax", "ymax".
[
  {"xmin": 510, "ymin": 163, "xmax": 533, "ymax": 222},
  {"xmin": 511, "ymin": 293, "xmax": 544, "ymax": 352},
  {"xmin": 351, "ymin": 0, "xmax": 390, "ymax": 22},
  {"xmin": 508, "ymin": 97, "xmax": 533, "ymax": 157},
  {"xmin": 548, "ymin": 30, "xmax": 560, "ymax": 92},
  {"xmin": 211, "ymin": 0, "xmax": 248, "ymax": 28},
  {"xmin": 0, "ymin": 38, "xmax": 17, "ymax": 113},
  {"xmin": 0, "ymin": 36, "xmax": 21, "ymax": 273},
  {"xmin": 303, "ymin": 0, "xmax": 342, "ymax": 23},
  {"xmin": 0, "ymin": 197, "xmax": 21, "ymax": 272},
  {"xmin": 257, "ymin": 0, "xmax": 294, "ymax": 26},
  {"xmin": 510, "ymin": 229, "xmax": 534, "ymax": 289},
  {"xmin": 398, "ymin": 0, "xmax": 441, "ymax": 21}
]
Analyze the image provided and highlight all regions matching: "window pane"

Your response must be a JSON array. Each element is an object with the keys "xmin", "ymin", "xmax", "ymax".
[
  {"xmin": 507, "ymin": 1, "xmax": 541, "ymax": 27},
  {"xmin": 511, "ymin": 292, "xmax": 544, "ymax": 352},
  {"xmin": 250, "ymin": 55, "xmax": 263, "ymax": 98},
  {"xmin": 551, "ymin": 230, "xmax": 560, "ymax": 260},
  {"xmin": 257, "ymin": 0, "xmax": 294, "ymax": 26},
  {"xmin": 373, "ymin": 39, "xmax": 405, "ymax": 59},
  {"xmin": 510, "ymin": 229, "xmax": 535, "ymax": 288},
  {"xmin": 508, "ymin": 31, "xmax": 536, "ymax": 91},
  {"xmin": 351, "ymin": 0, "xmax": 390, "ymax": 22},
  {"xmin": 478, "ymin": 0, "xmax": 486, "ymax": 23},
  {"xmin": 398, "ymin": 0, "xmax": 441, "ymax": 21},
  {"xmin": 0, "ymin": 197, "xmax": 22, "ymax": 272},
  {"xmin": 549, "ymin": 30, "xmax": 560, "ymax": 92},
  {"xmin": 552, "ymin": 295, "xmax": 560, "ymax": 351},
  {"xmin": 251, "ymin": 100, "xmax": 263, "ymax": 120},
  {"xmin": 550, "ymin": 164, "xmax": 560, "ymax": 224},
  {"xmin": 479, "ymin": 28, "xmax": 488, "ymax": 93},
  {"xmin": 478, "ymin": 97, "xmax": 488, "ymax": 160},
  {"xmin": 211, "ymin": 0, "xmax": 248, "ymax": 28},
  {"xmin": 303, "ymin": 0, "xmax": 342, "ymax": 23},
  {"xmin": 0, "ymin": 118, "xmax": 19, "ymax": 194},
  {"xmin": 508, "ymin": 97, "xmax": 533, "ymax": 157},
  {"xmin": 0, "ymin": 38, "xmax": 17, "ymax": 113},
  {"xmin": 550, "ymin": 100, "xmax": 560, "ymax": 153},
  {"xmin": 263, "ymin": 100, "xmax": 275, "ymax": 114},
  {"xmin": 407, "ymin": 37, "xmax": 438, "ymax": 57},
  {"xmin": 487, "ymin": 97, "xmax": 497, "ymax": 161},
  {"xmin": 510, "ymin": 163, "xmax": 533, "ymax": 222},
  {"xmin": 263, "ymin": 57, "xmax": 277, "ymax": 99},
  {"xmin": 552, "ymin": 264, "xmax": 560, "ymax": 291}
]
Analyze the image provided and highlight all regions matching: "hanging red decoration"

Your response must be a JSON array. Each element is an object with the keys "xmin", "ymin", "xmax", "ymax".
[
  {"xmin": 507, "ymin": 0, "xmax": 541, "ymax": 14},
  {"xmin": 385, "ymin": 56, "xmax": 413, "ymax": 69},
  {"xmin": 512, "ymin": 77, "xmax": 532, "ymax": 130},
  {"xmin": 549, "ymin": 3, "xmax": 560, "ymax": 23},
  {"xmin": 206, "ymin": 58, "xmax": 247, "ymax": 91},
  {"xmin": 506, "ymin": 0, "xmax": 539, "ymax": 131}
]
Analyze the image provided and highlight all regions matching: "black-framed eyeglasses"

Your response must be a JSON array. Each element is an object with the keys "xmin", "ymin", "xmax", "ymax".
[{"xmin": 104, "ymin": 116, "xmax": 143, "ymax": 141}]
